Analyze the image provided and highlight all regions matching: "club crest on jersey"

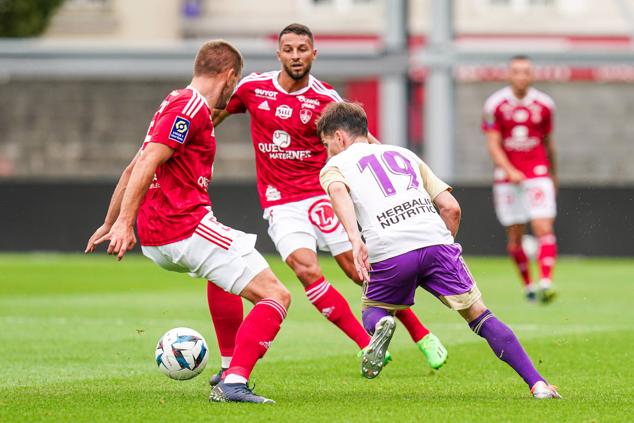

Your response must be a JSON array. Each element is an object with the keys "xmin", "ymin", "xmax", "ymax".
[
  {"xmin": 308, "ymin": 199, "xmax": 341, "ymax": 233},
  {"xmin": 300, "ymin": 109, "xmax": 312, "ymax": 124},
  {"xmin": 168, "ymin": 116, "xmax": 190, "ymax": 144},
  {"xmin": 275, "ymin": 104, "xmax": 293, "ymax": 119},
  {"xmin": 272, "ymin": 130, "xmax": 291, "ymax": 148}
]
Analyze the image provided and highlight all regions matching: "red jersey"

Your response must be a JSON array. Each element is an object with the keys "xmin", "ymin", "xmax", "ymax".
[
  {"xmin": 481, "ymin": 87, "xmax": 555, "ymax": 183},
  {"xmin": 137, "ymin": 86, "xmax": 215, "ymax": 246},
  {"xmin": 226, "ymin": 71, "xmax": 343, "ymax": 208}
]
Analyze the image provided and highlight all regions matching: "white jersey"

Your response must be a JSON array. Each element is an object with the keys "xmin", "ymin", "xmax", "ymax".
[{"xmin": 320, "ymin": 143, "xmax": 454, "ymax": 263}]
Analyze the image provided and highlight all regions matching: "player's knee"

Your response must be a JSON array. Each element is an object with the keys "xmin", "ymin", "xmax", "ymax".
[{"xmin": 293, "ymin": 262, "xmax": 322, "ymax": 285}]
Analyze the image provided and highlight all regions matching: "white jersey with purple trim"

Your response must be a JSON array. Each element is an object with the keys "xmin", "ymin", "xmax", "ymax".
[{"xmin": 320, "ymin": 143, "xmax": 454, "ymax": 263}]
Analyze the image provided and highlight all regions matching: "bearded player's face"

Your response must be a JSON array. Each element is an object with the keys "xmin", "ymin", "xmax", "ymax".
[
  {"xmin": 509, "ymin": 59, "xmax": 534, "ymax": 94},
  {"xmin": 277, "ymin": 33, "xmax": 316, "ymax": 81}
]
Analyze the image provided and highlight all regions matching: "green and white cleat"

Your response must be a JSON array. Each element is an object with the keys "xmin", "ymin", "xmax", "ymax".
[
  {"xmin": 361, "ymin": 316, "xmax": 396, "ymax": 379},
  {"xmin": 417, "ymin": 333, "xmax": 448, "ymax": 370},
  {"xmin": 531, "ymin": 381, "xmax": 562, "ymax": 399}
]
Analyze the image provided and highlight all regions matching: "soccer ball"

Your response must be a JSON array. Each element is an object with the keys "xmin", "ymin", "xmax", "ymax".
[{"xmin": 155, "ymin": 327, "xmax": 209, "ymax": 380}]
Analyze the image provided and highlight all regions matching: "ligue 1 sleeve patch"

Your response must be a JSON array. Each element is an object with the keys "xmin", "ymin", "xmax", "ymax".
[{"xmin": 168, "ymin": 116, "xmax": 191, "ymax": 144}]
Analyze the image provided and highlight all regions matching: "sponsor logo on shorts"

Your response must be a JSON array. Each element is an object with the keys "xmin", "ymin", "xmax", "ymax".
[
  {"xmin": 308, "ymin": 199, "xmax": 341, "ymax": 233},
  {"xmin": 275, "ymin": 104, "xmax": 293, "ymax": 119},
  {"xmin": 376, "ymin": 198, "xmax": 437, "ymax": 229},
  {"xmin": 168, "ymin": 116, "xmax": 190, "ymax": 144},
  {"xmin": 299, "ymin": 109, "xmax": 312, "ymax": 124}
]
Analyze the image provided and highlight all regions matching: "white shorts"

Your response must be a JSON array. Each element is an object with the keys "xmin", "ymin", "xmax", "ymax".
[
  {"xmin": 263, "ymin": 195, "xmax": 352, "ymax": 262},
  {"xmin": 493, "ymin": 177, "xmax": 557, "ymax": 227},
  {"xmin": 141, "ymin": 212, "xmax": 269, "ymax": 295}
]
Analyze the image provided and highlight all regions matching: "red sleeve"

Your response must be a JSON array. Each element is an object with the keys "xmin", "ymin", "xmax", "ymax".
[
  {"xmin": 225, "ymin": 84, "xmax": 248, "ymax": 114},
  {"xmin": 150, "ymin": 99, "xmax": 203, "ymax": 151},
  {"xmin": 481, "ymin": 103, "xmax": 501, "ymax": 133}
]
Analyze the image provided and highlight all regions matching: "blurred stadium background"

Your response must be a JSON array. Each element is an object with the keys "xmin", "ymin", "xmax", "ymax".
[{"xmin": 1, "ymin": 0, "xmax": 633, "ymax": 256}]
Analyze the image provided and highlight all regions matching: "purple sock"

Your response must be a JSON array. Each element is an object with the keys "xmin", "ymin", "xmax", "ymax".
[
  {"xmin": 469, "ymin": 310, "xmax": 544, "ymax": 388},
  {"xmin": 362, "ymin": 307, "xmax": 390, "ymax": 335}
]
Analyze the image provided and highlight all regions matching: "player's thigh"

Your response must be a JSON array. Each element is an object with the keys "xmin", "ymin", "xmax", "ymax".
[
  {"xmin": 493, "ymin": 183, "xmax": 529, "ymax": 226},
  {"xmin": 308, "ymin": 196, "xmax": 352, "ymax": 256},
  {"xmin": 522, "ymin": 177, "xmax": 557, "ymax": 223},
  {"xmin": 264, "ymin": 201, "xmax": 318, "ymax": 261},
  {"xmin": 418, "ymin": 244, "xmax": 482, "ymax": 311},
  {"xmin": 362, "ymin": 251, "xmax": 420, "ymax": 311}
]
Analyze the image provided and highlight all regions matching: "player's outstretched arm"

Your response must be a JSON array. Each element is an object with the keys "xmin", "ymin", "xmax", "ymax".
[
  {"xmin": 85, "ymin": 152, "xmax": 139, "ymax": 254},
  {"xmin": 485, "ymin": 130, "xmax": 525, "ymax": 183},
  {"xmin": 95, "ymin": 143, "xmax": 173, "ymax": 260},
  {"xmin": 434, "ymin": 190, "xmax": 461, "ymax": 238},
  {"xmin": 327, "ymin": 181, "xmax": 371, "ymax": 282}
]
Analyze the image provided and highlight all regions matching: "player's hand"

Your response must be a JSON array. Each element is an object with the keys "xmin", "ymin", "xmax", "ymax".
[
  {"xmin": 351, "ymin": 238, "xmax": 371, "ymax": 283},
  {"xmin": 94, "ymin": 220, "xmax": 136, "ymax": 261},
  {"xmin": 85, "ymin": 223, "xmax": 112, "ymax": 254},
  {"xmin": 507, "ymin": 168, "xmax": 526, "ymax": 184}
]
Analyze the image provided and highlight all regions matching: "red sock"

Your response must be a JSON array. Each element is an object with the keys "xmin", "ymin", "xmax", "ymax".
[
  {"xmin": 305, "ymin": 277, "xmax": 370, "ymax": 349},
  {"xmin": 226, "ymin": 298, "xmax": 287, "ymax": 380},
  {"xmin": 207, "ymin": 281, "xmax": 243, "ymax": 358},
  {"xmin": 395, "ymin": 308, "xmax": 429, "ymax": 342},
  {"xmin": 537, "ymin": 234, "xmax": 557, "ymax": 281},
  {"xmin": 507, "ymin": 245, "xmax": 532, "ymax": 286}
]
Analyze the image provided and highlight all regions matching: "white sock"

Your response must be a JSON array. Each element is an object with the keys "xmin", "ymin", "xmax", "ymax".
[
  {"xmin": 224, "ymin": 373, "xmax": 248, "ymax": 385},
  {"xmin": 220, "ymin": 356, "xmax": 232, "ymax": 369}
]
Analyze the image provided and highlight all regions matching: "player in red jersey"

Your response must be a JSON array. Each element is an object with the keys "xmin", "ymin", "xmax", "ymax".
[
  {"xmin": 205, "ymin": 23, "xmax": 447, "ymax": 382},
  {"xmin": 482, "ymin": 55, "xmax": 558, "ymax": 303},
  {"xmin": 85, "ymin": 40, "xmax": 290, "ymax": 404}
]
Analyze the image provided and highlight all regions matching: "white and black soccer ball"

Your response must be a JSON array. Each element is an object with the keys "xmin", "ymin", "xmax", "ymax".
[{"xmin": 155, "ymin": 327, "xmax": 208, "ymax": 380}]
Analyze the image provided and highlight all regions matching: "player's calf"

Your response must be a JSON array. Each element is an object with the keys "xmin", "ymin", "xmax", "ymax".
[{"xmin": 461, "ymin": 300, "xmax": 559, "ymax": 398}]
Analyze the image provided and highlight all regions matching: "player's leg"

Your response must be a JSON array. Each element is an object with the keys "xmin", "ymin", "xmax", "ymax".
[
  {"xmin": 494, "ymin": 182, "xmax": 534, "ymax": 298},
  {"xmin": 416, "ymin": 244, "xmax": 559, "ymax": 399},
  {"xmin": 506, "ymin": 224, "xmax": 536, "ymax": 300},
  {"xmin": 525, "ymin": 177, "xmax": 558, "ymax": 303},
  {"xmin": 206, "ymin": 282, "xmax": 243, "ymax": 386},
  {"xmin": 360, "ymin": 250, "xmax": 422, "ymax": 378},
  {"xmin": 333, "ymin": 249, "xmax": 444, "ymax": 368},
  {"xmin": 458, "ymin": 299, "xmax": 560, "ymax": 399},
  {"xmin": 284, "ymin": 245, "xmax": 370, "ymax": 349}
]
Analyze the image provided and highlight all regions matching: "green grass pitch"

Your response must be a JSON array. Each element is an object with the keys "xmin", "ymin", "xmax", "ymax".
[{"xmin": 1, "ymin": 254, "xmax": 632, "ymax": 422}]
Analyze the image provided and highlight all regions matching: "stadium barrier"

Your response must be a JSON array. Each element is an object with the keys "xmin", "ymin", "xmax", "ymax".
[{"xmin": 1, "ymin": 181, "xmax": 632, "ymax": 256}]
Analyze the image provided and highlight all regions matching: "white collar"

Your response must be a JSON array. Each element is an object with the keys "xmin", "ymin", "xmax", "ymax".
[
  {"xmin": 186, "ymin": 85, "xmax": 210, "ymax": 107},
  {"xmin": 271, "ymin": 71, "xmax": 314, "ymax": 96}
]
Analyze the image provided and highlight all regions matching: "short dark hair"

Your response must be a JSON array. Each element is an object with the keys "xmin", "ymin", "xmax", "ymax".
[
  {"xmin": 316, "ymin": 102, "xmax": 368, "ymax": 139},
  {"xmin": 194, "ymin": 40, "xmax": 243, "ymax": 77},
  {"xmin": 278, "ymin": 23, "xmax": 314, "ymax": 45},
  {"xmin": 510, "ymin": 54, "xmax": 532, "ymax": 63}
]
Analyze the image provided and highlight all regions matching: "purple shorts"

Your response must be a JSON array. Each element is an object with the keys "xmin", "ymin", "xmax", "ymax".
[{"xmin": 364, "ymin": 244, "xmax": 480, "ymax": 310}]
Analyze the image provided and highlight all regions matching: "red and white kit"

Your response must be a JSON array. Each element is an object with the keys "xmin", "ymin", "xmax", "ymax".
[
  {"xmin": 138, "ymin": 86, "xmax": 268, "ymax": 294},
  {"xmin": 226, "ymin": 71, "xmax": 351, "ymax": 259},
  {"xmin": 482, "ymin": 87, "xmax": 557, "ymax": 226}
]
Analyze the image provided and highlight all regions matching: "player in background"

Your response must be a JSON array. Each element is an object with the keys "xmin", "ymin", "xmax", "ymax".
[
  {"xmin": 482, "ymin": 55, "xmax": 558, "ymax": 303},
  {"xmin": 85, "ymin": 40, "xmax": 290, "ymax": 404},
  {"xmin": 318, "ymin": 102, "xmax": 561, "ymax": 399},
  {"xmin": 206, "ymin": 23, "xmax": 447, "ymax": 382}
]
